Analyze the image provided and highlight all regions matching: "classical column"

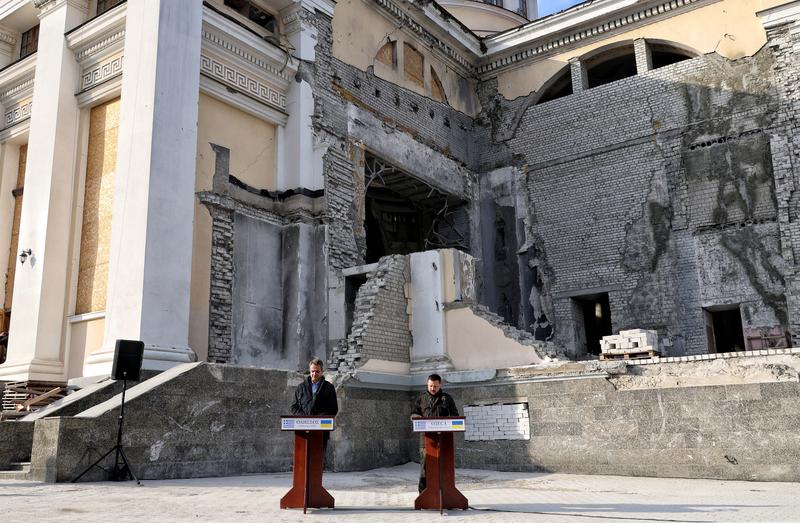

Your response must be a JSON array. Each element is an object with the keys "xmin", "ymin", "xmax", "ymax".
[
  {"xmin": 0, "ymin": 0, "xmax": 88, "ymax": 382},
  {"xmin": 634, "ymin": 38, "xmax": 652, "ymax": 74},
  {"xmin": 277, "ymin": 0, "xmax": 334, "ymax": 191},
  {"xmin": 85, "ymin": 0, "xmax": 203, "ymax": 375},
  {"xmin": 0, "ymin": 143, "xmax": 21, "ymax": 311},
  {"xmin": 569, "ymin": 57, "xmax": 587, "ymax": 93}
]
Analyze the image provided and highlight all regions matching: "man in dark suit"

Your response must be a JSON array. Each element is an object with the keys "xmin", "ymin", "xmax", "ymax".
[
  {"xmin": 411, "ymin": 373, "xmax": 458, "ymax": 493},
  {"xmin": 291, "ymin": 358, "xmax": 338, "ymax": 458}
]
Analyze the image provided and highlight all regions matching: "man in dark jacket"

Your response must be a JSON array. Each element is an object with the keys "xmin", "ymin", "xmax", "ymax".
[
  {"xmin": 411, "ymin": 373, "xmax": 458, "ymax": 493},
  {"xmin": 291, "ymin": 358, "xmax": 338, "ymax": 458}
]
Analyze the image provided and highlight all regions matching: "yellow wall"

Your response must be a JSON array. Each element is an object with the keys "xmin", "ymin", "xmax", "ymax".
[
  {"xmin": 70, "ymin": 317, "xmax": 105, "ymax": 378},
  {"xmin": 3, "ymin": 144, "xmax": 26, "ymax": 329},
  {"xmin": 76, "ymin": 98, "xmax": 119, "ymax": 314},
  {"xmin": 332, "ymin": 0, "xmax": 481, "ymax": 116},
  {"xmin": 192, "ymin": 92, "xmax": 281, "ymax": 361},
  {"xmin": 497, "ymin": 0, "xmax": 787, "ymax": 100},
  {"xmin": 445, "ymin": 307, "xmax": 542, "ymax": 370},
  {"xmin": 196, "ymin": 93, "xmax": 276, "ymax": 192}
]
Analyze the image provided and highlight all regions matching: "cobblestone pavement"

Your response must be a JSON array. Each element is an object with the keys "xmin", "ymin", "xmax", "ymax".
[{"xmin": 3, "ymin": 463, "xmax": 799, "ymax": 522}]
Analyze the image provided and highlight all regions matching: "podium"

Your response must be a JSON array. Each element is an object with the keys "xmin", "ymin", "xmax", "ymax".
[
  {"xmin": 413, "ymin": 416, "xmax": 468, "ymax": 512},
  {"xmin": 280, "ymin": 416, "xmax": 335, "ymax": 513}
]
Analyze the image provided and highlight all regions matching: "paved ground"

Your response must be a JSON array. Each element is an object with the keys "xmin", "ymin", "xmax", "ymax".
[{"xmin": 3, "ymin": 463, "xmax": 799, "ymax": 522}]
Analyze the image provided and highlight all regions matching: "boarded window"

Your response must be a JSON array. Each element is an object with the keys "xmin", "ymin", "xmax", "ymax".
[
  {"xmin": 75, "ymin": 98, "xmax": 120, "ymax": 314},
  {"xmin": 430, "ymin": 66, "xmax": 446, "ymax": 103},
  {"xmin": 403, "ymin": 43, "xmax": 424, "ymax": 89},
  {"xmin": 3, "ymin": 144, "xmax": 27, "ymax": 332},
  {"xmin": 375, "ymin": 41, "xmax": 396, "ymax": 69}
]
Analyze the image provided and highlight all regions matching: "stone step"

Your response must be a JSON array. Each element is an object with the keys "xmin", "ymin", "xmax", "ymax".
[{"xmin": 0, "ymin": 462, "xmax": 31, "ymax": 480}]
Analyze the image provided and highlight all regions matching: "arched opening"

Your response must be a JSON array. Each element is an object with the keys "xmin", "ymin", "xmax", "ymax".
[
  {"xmin": 585, "ymin": 44, "xmax": 636, "ymax": 88},
  {"xmin": 650, "ymin": 42, "xmax": 696, "ymax": 69},
  {"xmin": 535, "ymin": 66, "xmax": 573, "ymax": 105}
]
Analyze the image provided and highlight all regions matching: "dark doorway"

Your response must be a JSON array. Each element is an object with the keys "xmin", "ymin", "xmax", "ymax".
[
  {"xmin": 363, "ymin": 153, "xmax": 469, "ymax": 264},
  {"xmin": 704, "ymin": 306, "xmax": 745, "ymax": 353},
  {"xmin": 572, "ymin": 293, "xmax": 612, "ymax": 356},
  {"xmin": 344, "ymin": 272, "xmax": 368, "ymax": 337}
]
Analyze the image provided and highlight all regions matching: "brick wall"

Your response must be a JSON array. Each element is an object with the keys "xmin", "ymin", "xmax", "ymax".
[
  {"xmin": 479, "ymin": 46, "xmax": 788, "ymax": 356},
  {"xmin": 464, "ymin": 402, "xmax": 530, "ymax": 441},
  {"xmin": 330, "ymin": 255, "xmax": 411, "ymax": 371}
]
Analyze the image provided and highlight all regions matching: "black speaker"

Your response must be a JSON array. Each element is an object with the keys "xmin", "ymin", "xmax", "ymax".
[{"xmin": 111, "ymin": 340, "xmax": 144, "ymax": 381}]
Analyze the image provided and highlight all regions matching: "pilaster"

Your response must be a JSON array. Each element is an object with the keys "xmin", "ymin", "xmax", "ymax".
[
  {"xmin": 0, "ymin": 24, "xmax": 18, "ymax": 68},
  {"xmin": 86, "ymin": 0, "xmax": 203, "ymax": 375},
  {"xmin": 634, "ymin": 38, "xmax": 652, "ymax": 74},
  {"xmin": 0, "ymin": 0, "xmax": 88, "ymax": 381},
  {"xmin": 569, "ymin": 57, "xmax": 587, "ymax": 94}
]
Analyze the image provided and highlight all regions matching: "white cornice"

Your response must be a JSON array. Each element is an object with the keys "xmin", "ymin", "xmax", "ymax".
[
  {"xmin": 479, "ymin": 0, "xmax": 716, "ymax": 75},
  {"xmin": 437, "ymin": 0, "xmax": 528, "ymax": 25},
  {"xmin": 66, "ymin": 1, "xmax": 126, "ymax": 63},
  {"xmin": 202, "ymin": 4, "xmax": 296, "ymax": 81},
  {"xmin": 758, "ymin": 0, "xmax": 800, "ymax": 29},
  {"xmin": 34, "ymin": 0, "xmax": 88, "ymax": 18},
  {"xmin": 0, "ymin": 0, "xmax": 29, "ymax": 21},
  {"xmin": 0, "ymin": 52, "xmax": 35, "ymax": 100}
]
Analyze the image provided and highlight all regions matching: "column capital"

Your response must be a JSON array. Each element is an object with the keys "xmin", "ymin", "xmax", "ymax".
[{"xmin": 33, "ymin": 0, "xmax": 88, "ymax": 18}]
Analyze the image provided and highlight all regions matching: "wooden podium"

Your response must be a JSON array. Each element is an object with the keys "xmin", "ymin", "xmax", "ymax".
[
  {"xmin": 280, "ymin": 416, "xmax": 335, "ymax": 513},
  {"xmin": 413, "ymin": 416, "xmax": 468, "ymax": 512}
]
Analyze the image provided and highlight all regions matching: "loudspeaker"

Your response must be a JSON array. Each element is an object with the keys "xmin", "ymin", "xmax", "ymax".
[{"xmin": 111, "ymin": 340, "xmax": 144, "ymax": 381}]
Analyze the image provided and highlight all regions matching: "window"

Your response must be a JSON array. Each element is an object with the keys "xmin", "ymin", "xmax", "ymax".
[
  {"xmin": 585, "ymin": 45, "xmax": 637, "ymax": 88},
  {"xmin": 403, "ymin": 43, "xmax": 424, "ymax": 89},
  {"xmin": 19, "ymin": 25, "xmax": 38, "ymax": 59},
  {"xmin": 224, "ymin": 0, "xmax": 277, "ymax": 32},
  {"xmin": 703, "ymin": 306, "xmax": 745, "ymax": 353},
  {"xmin": 483, "ymin": 0, "xmax": 503, "ymax": 6},
  {"xmin": 375, "ymin": 41, "xmax": 397, "ymax": 69},
  {"xmin": 430, "ymin": 67, "xmax": 446, "ymax": 103},
  {"xmin": 96, "ymin": 0, "xmax": 125, "ymax": 16}
]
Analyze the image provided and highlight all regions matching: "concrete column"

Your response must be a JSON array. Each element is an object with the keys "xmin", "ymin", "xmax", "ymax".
[
  {"xmin": 277, "ymin": 0, "xmax": 334, "ymax": 191},
  {"xmin": 569, "ymin": 57, "xmax": 587, "ymax": 93},
  {"xmin": 0, "ymin": 0, "xmax": 87, "ymax": 381},
  {"xmin": 409, "ymin": 250, "xmax": 453, "ymax": 374},
  {"xmin": 0, "ymin": 25, "xmax": 18, "ymax": 68},
  {"xmin": 86, "ymin": 0, "xmax": 202, "ymax": 375},
  {"xmin": 634, "ymin": 38, "xmax": 652, "ymax": 74}
]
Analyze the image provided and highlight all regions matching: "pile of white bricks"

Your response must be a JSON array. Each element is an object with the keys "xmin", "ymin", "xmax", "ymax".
[
  {"xmin": 463, "ymin": 403, "xmax": 530, "ymax": 441},
  {"xmin": 600, "ymin": 329, "xmax": 658, "ymax": 355}
]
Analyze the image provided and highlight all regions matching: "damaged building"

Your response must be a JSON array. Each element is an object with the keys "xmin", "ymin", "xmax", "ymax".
[{"xmin": 1, "ymin": 0, "xmax": 800, "ymax": 482}]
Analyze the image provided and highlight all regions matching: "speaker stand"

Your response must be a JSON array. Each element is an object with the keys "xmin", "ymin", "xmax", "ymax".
[{"xmin": 72, "ymin": 372, "xmax": 140, "ymax": 484}]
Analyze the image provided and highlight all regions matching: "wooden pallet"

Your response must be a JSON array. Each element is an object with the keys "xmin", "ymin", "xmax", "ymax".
[
  {"xmin": 599, "ymin": 350, "xmax": 660, "ymax": 361},
  {"xmin": 1, "ymin": 380, "xmax": 67, "ymax": 421}
]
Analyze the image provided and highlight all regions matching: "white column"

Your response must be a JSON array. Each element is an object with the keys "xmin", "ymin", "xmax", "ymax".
[
  {"xmin": 0, "ymin": 143, "xmax": 20, "ymax": 309},
  {"xmin": 0, "ymin": 0, "xmax": 88, "ymax": 382},
  {"xmin": 409, "ymin": 250, "xmax": 453, "ymax": 374},
  {"xmin": 277, "ymin": 0, "xmax": 333, "ymax": 191},
  {"xmin": 85, "ymin": 0, "xmax": 202, "ymax": 375}
]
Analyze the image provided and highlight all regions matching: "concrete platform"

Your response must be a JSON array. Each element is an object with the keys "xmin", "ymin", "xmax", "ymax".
[{"xmin": 2, "ymin": 462, "xmax": 799, "ymax": 521}]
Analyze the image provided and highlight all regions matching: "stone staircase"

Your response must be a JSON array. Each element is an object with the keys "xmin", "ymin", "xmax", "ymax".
[{"xmin": 0, "ymin": 461, "xmax": 30, "ymax": 480}]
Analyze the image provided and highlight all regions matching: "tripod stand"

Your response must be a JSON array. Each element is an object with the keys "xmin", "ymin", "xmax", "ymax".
[{"xmin": 72, "ymin": 371, "xmax": 140, "ymax": 484}]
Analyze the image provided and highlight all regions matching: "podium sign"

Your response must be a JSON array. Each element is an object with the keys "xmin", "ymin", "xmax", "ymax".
[
  {"xmin": 413, "ymin": 417, "xmax": 468, "ymax": 513},
  {"xmin": 413, "ymin": 417, "xmax": 465, "ymax": 432},
  {"xmin": 280, "ymin": 416, "xmax": 335, "ymax": 513},
  {"xmin": 281, "ymin": 417, "xmax": 334, "ymax": 431}
]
